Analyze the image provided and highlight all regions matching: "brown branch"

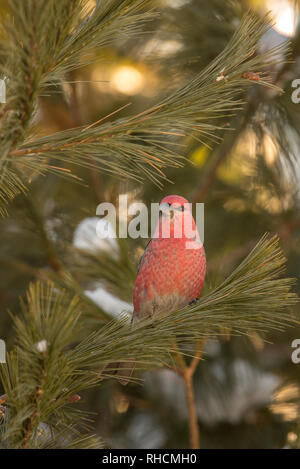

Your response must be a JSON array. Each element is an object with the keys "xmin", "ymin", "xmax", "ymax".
[
  {"xmin": 171, "ymin": 340, "xmax": 203, "ymax": 449},
  {"xmin": 8, "ymin": 136, "xmax": 97, "ymax": 157},
  {"xmin": 21, "ymin": 386, "xmax": 43, "ymax": 449},
  {"xmin": 182, "ymin": 366, "xmax": 200, "ymax": 449},
  {"xmin": 191, "ymin": 103, "xmax": 255, "ymax": 203}
]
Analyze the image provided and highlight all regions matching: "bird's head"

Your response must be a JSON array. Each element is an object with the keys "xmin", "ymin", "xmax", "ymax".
[
  {"xmin": 159, "ymin": 195, "xmax": 191, "ymax": 221},
  {"xmin": 159, "ymin": 195, "xmax": 191, "ymax": 216},
  {"xmin": 155, "ymin": 195, "xmax": 199, "ymax": 243}
]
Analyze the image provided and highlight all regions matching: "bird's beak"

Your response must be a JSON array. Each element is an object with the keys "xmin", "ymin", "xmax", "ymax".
[
  {"xmin": 159, "ymin": 203, "xmax": 175, "ymax": 220},
  {"xmin": 159, "ymin": 202, "xmax": 169, "ymax": 214}
]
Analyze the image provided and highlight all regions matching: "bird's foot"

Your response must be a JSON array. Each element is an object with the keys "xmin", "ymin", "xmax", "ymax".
[{"xmin": 189, "ymin": 297, "xmax": 199, "ymax": 305}]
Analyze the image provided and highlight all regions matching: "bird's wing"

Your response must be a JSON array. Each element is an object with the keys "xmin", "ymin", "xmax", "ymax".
[{"xmin": 137, "ymin": 239, "xmax": 152, "ymax": 273}]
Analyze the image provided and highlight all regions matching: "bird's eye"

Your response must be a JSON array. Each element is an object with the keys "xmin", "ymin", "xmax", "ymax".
[{"xmin": 179, "ymin": 205, "xmax": 184, "ymax": 211}]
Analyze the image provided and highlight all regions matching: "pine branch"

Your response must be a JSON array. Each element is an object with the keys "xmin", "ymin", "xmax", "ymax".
[
  {"xmin": 0, "ymin": 234, "xmax": 298, "ymax": 447},
  {"xmin": 66, "ymin": 235, "xmax": 299, "ymax": 372},
  {"xmin": 0, "ymin": 0, "xmax": 155, "ymax": 214},
  {"xmin": 1, "ymin": 9, "xmax": 289, "ymax": 214},
  {"xmin": 45, "ymin": 0, "xmax": 156, "ymax": 78},
  {"xmin": 0, "ymin": 282, "xmax": 102, "ymax": 448}
]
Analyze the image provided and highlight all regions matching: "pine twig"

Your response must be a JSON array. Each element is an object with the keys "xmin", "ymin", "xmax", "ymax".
[
  {"xmin": 171, "ymin": 340, "xmax": 204, "ymax": 449},
  {"xmin": 192, "ymin": 25, "xmax": 297, "ymax": 204}
]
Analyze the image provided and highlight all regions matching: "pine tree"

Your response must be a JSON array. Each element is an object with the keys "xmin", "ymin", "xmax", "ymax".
[{"xmin": 0, "ymin": 0, "xmax": 299, "ymax": 449}]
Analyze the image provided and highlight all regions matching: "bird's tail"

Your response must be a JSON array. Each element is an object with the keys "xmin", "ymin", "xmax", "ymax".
[
  {"xmin": 102, "ymin": 314, "xmax": 137, "ymax": 385},
  {"xmin": 115, "ymin": 360, "xmax": 136, "ymax": 386},
  {"xmin": 100, "ymin": 359, "xmax": 136, "ymax": 385}
]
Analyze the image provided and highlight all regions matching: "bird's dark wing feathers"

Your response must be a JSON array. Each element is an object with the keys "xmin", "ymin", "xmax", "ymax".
[{"xmin": 137, "ymin": 239, "xmax": 152, "ymax": 274}]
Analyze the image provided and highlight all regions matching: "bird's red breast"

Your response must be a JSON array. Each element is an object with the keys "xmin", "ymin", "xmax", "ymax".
[{"xmin": 133, "ymin": 195, "xmax": 206, "ymax": 320}]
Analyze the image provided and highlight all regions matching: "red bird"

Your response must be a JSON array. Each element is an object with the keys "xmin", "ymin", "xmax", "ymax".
[
  {"xmin": 117, "ymin": 195, "xmax": 206, "ymax": 383},
  {"xmin": 133, "ymin": 195, "xmax": 206, "ymax": 322}
]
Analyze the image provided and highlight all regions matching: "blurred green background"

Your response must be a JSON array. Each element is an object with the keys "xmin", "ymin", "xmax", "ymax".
[{"xmin": 1, "ymin": 0, "xmax": 300, "ymax": 448}]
